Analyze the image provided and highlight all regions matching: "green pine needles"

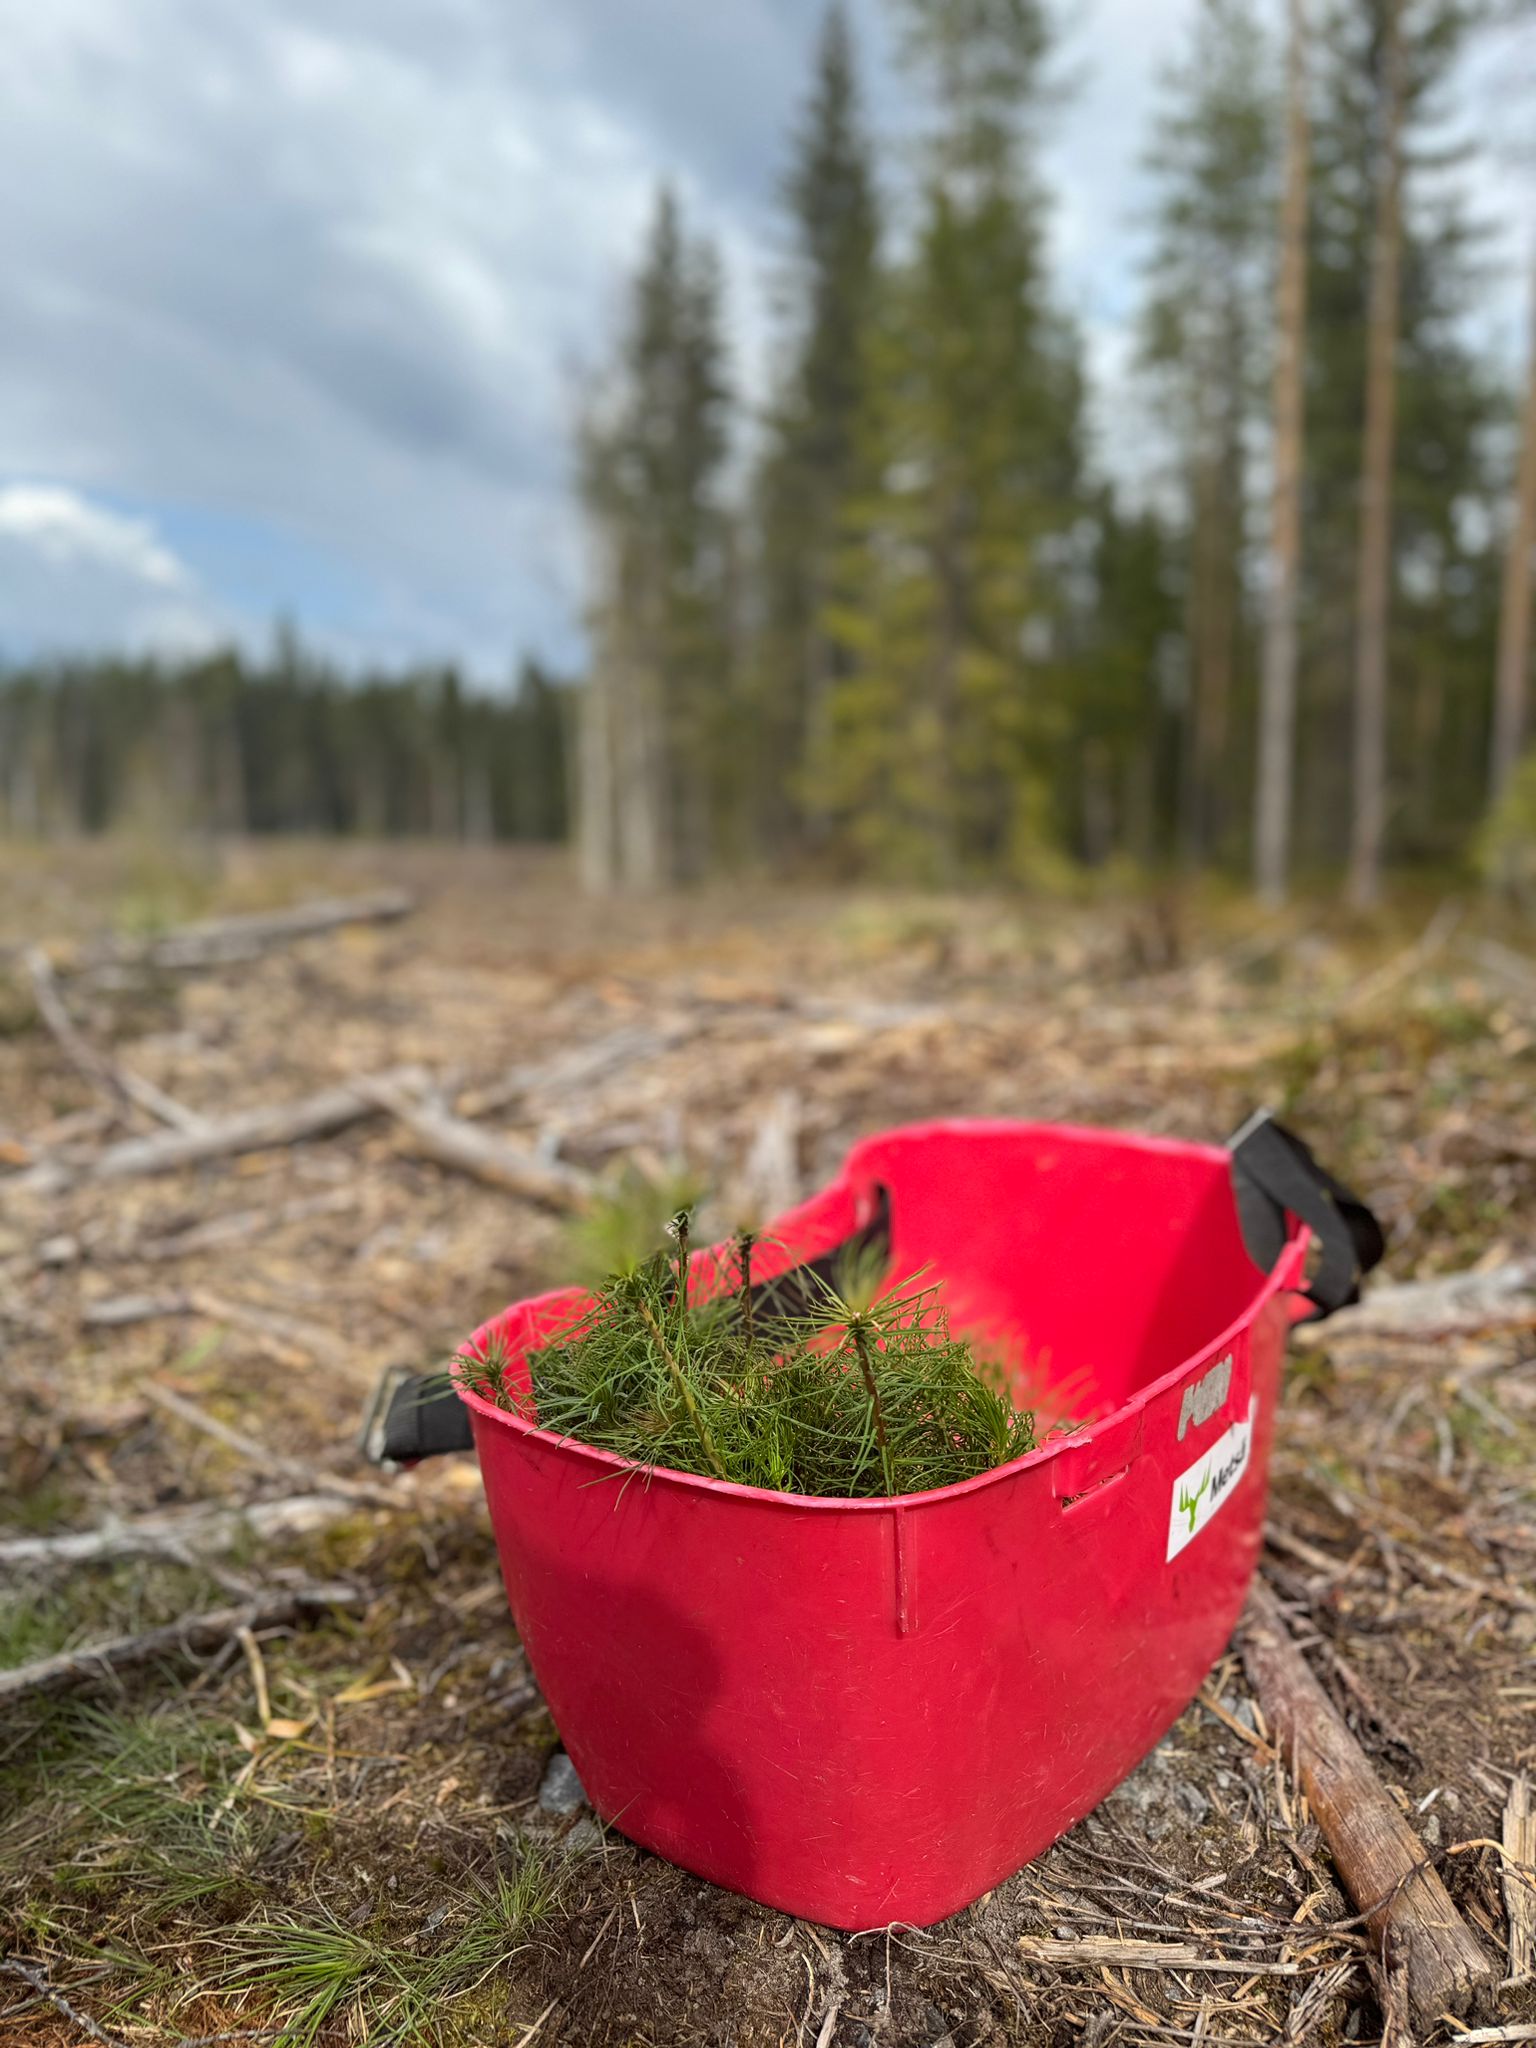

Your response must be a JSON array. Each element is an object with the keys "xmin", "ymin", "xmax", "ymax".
[{"xmin": 452, "ymin": 1216, "xmax": 1036, "ymax": 1500}]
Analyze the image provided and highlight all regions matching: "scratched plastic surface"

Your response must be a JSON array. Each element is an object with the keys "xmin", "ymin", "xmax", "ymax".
[{"xmin": 461, "ymin": 1120, "xmax": 1308, "ymax": 1929}]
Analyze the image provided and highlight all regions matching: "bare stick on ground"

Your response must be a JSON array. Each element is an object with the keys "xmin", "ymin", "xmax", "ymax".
[
  {"xmin": 78, "ymin": 1287, "xmax": 348, "ymax": 1368},
  {"xmin": 24, "ymin": 947, "xmax": 204, "ymax": 1132},
  {"xmin": 0, "ymin": 1493, "xmax": 368, "ymax": 1576},
  {"xmin": 144, "ymin": 1379, "xmax": 394, "ymax": 1505},
  {"xmin": 91, "ymin": 889, "xmax": 415, "ymax": 971},
  {"xmin": 1294, "ymin": 1258, "xmax": 1536, "ymax": 1343},
  {"xmin": 18, "ymin": 1063, "xmax": 431, "ymax": 1190},
  {"xmin": 0, "ymin": 1582, "xmax": 361, "ymax": 1705},
  {"xmin": 0, "ymin": 1959, "xmax": 129, "ymax": 2048},
  {"xmin": 1240, "ymin": 1578, "xmax": 1497, "ymax": 2028},
  {"xmin": 1506, "ymin": 1775, "xmax": 1535, "ymax": 1985},
  {"xmin": 361, "ymin": 1076, "xmax": 595, "ymax": 1211}
]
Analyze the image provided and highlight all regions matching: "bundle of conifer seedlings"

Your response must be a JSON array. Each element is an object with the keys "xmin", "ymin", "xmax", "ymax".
[{"xmin": 453, "ymin": 1215, "xmax": 1036, "ymax": 1499}]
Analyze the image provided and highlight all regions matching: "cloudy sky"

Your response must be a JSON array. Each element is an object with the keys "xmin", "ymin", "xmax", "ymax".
[{"xmin": 1, "ymin": 0, "xmax": 1528, "ymax": 681}]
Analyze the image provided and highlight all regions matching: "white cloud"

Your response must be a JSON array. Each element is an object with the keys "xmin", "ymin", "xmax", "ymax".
[
  {"xmin": 0, "ymin": 484, "xmax": 223, "ymax": 658},
  {"xmin": 0, "ymin": 485, "xmax": 188, "ymax": 590}
]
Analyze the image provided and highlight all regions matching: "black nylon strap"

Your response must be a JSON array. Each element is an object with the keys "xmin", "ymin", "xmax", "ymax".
[
  {"xmin": 748, "ymin": 1184, "xmax": 891, "ymax": 1324},
  {"xmin": 1228, "ymin": 1110, "xmax": 1385, "ymax": 1320},
  {"xmin": 359, "ymin": 1189, "xmax": 894, "ymax": 1467},
  {"xmin": 360, "ymin": 1364, "xmax": 475, "ymax": 1468}
]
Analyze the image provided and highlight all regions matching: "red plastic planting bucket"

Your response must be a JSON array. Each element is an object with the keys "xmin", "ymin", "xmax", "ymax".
[{"xmin": 456, "ymin": 1115, "xmax": 1380, "ymax": 1929}]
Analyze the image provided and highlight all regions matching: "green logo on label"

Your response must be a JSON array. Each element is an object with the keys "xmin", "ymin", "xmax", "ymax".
[{"xmin": 1177, "ymin": 1469, "xmax": 1210, "ymax": 1534}]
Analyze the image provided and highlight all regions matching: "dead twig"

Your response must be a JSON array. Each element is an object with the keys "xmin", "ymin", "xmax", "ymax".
[
  {"xmin": 1300, "ymin": 1260, "xmax": 1536, "ymax": 1343},
  {"xmin": 1334, "ymin": 899, "xmax": 1462, "ymax": 1017},
  {"xmin": 13, "ymin": 1064, "xmax": 431, "ymax": 1191},
  {"xmin": 0, "ymin": 1582, "xmax": 361, "ymax": 1705},
  {"xmin": 0, "ymin": 1960, "xmax": 128, "ymax": 2048},
  {"xmin": 455, "ymin": 1023, "xmax": 690, "ymax": 1119},
  {"xmin": 144, "ymin": 1379, "xmax": 392, "ymax": 1505},
  {"xmin": 1240, "ymin": 1579, "xmax": 1497, "ymax": 2029},
  {"xmin": 1505, "ymin": 1776, "xmax": 1536, "ymax": 1984},
  {"xmin": 1015, "ymin": 1935, "xmax": 1348, "ymax": 1977},
  {"xmin": 79, "ymin": 1287, "xmax": 346, "ymax": 1366},
  {"xmin": 88, "ymin": 890, "xmax": 414, "ymax": 971},
  {"xmin": 23, "ymin": 946, "xmax": 203, "ymax": 1132},
  {"xmin": 361, "ymin": 1077, "xmax": 594, "ymax": 1211},
  {"xmin": 135, "ymin": 1187, "xmax": 358, "ymax": 1262},
  {"xmin": 0, "ymin": 1493, "xmax": 368, "ymax": 1576}
]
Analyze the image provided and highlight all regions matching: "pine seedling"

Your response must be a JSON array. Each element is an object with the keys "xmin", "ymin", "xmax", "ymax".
[{"xmin": 450, "ymin": 1228, "xmax": 1037, "ymax": 1501}]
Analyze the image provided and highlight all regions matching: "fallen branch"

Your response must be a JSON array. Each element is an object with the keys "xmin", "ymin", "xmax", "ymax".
[
  {"xmin": 1298, "ymin": 1259, "xmax": 1536, "ymax": 1342},
  {"xmin": 0, "ymin": 1493, "xmax": 368, "ymax": 1574},
  {"xmin": 136, "ymin": 1186, "xmax": 358, "ymax": 1261},
  {"xmin": 1506, "ymin": 1776, "xmax": 1535, "ymax": 1984},
  {"xmin": 79, "ymin": 1287, "xmax": 347, "ymax": 1367},
  {"xmin": 0, "ymin": 1959, "xmax": 128, "ymax": 2048},
  {"xmin": 0, "ymin": 1582, "xmax": 360, "ymax": 1705},
  {"xmin": 23, "ymin": 946, "xmax": 203, "ymax": 1132},
  {"xmin": 144, "ymin": 1380, "xmax": 393, "ymax": 1505},
  {"xmin": 17, "ymin": 1064, "xmax": 430, "ymax": 1190},
  {"xmin": 1471, "ymin": 938, "xmax": 1536, "ymax": 1003},
  {"xmin": 361, "ymin": 1078, "xmax": 594, "ymax": 1211},
  {"xmin": 455, "ymin": 1023, "xmax": 691, "ymax": 1120},
  {"xmin": 1336, "ymin": 899, "xmax": 1462, "ymax": 1017},
  {"xmin": 91, "ymin": 890, "xmax": 414, "ymax": 971},
  {"xmin": 1015, "ymin": 1935, "xmax": 1315, "ymax": 1976},
  {"xmin": 1240, "ymin": 1579, "xmax": 1497, "ymax": 2029}
]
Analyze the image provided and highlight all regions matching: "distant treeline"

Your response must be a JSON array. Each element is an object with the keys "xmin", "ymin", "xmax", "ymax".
[{"xmin": 0, "ymin": 643, "xmax": 571, "ymax": 841}]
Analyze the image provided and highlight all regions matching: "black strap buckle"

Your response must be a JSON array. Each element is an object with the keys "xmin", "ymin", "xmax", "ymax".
[{"xmin": 1228, "ymin": 1110, "xmax": 1385, "ymax": 1321}]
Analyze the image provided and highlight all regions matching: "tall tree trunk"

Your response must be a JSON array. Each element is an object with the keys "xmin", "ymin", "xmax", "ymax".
[
  {"xmin": 1347, "ymin": 0, "xmax": 1405, "ymax": 910},
  {"xmin": 1254, "ymin": 0, "xmax": 1311, "ymax": 905},
  {"xmin": 579, "ymin": 631, "xmax": 620, "ymax": 892},
  {"xmin": 1489, "ymin": 257, "xmax": 1536, "ymax": 807},
  {"xmin": 1182, "ymin": 456, "xmax": 1234, "ymax": 866}
]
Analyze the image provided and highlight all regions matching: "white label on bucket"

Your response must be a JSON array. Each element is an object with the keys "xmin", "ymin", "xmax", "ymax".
[{"xmin": 1166, "ymin": 1397, "xmax": 1256, "ymax": 1561}]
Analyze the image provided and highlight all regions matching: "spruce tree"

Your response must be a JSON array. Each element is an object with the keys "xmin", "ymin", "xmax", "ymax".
[
  {"xmin": 1255, "ymin": 0, "xmax": 1313, "ymax": 904},
  {"xmin": 812, "ymin": 0, "xmax": 1084, "ymax": 879},
  {"xmin": 1299, "ymin": 0, "xmax": 1501, "ymax": 874},
  {"xmin": 1139, "ymin": 0, "xmax": 1278, "ymax": 871},
  {"xmin": 752, "ymin": 4, "xmax": 880, "ymax": 857},
  {"xmin": 578, "ymin": 188, "xmax": 734, "ymax": 890}
]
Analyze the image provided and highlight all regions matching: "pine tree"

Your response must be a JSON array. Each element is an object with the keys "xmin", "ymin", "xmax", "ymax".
[
  {"xmin": 1140, "ymin": 0, "xmax": 1278, "ymax": 871},
  {"xmin": 1063, "ymin": 494, "xmax": 1183, "ymax": 867},
  {"xmin": 1300, "ymin": 0, "xmax": 1501, "ymax": 876},
  {"xmin": 1254, "ymin": 0, "xmax": 1312, "ymax": 903},
  {"xmin": 752, "ymin": 4, "xmax": 880, "ymax": 857},
  {"xmin": 812, "ymin": 0, "xmax": 1083, "ymax": 879},
  {"xmin": 1490, "ymin": 264, "xmax": 1536, "ymax": 802},
  {"xmin": 578, "ymin": 188, "xmax": 734, "ymax": 890},
  {"xmin": 1346, "ymin": 0, "xmax": 1405, "ymax": 907}
]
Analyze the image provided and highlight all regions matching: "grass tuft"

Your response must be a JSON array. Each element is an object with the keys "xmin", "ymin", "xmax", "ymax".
[{"xmin": 210, "ymin": 1832, "xmax": 581, "ymax": 2046}]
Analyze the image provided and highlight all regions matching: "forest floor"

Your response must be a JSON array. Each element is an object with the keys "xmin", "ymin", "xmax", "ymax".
[{"xmin": 2, "ymin": 837, "xmax": 1535, "ymax": 2048}]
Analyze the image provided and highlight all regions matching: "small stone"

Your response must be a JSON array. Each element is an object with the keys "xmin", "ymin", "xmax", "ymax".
[
  {"xmin": 38, "ymin": 1234, "xmax": 80, "ymax": 1266},
  {"xmin": 1172, "ymin": 1781, "xmax": 1209, "ymax": 1825},
  {"xmin": 538, "ymin": 1750, "xmax": 589, "ymax": 1816}
]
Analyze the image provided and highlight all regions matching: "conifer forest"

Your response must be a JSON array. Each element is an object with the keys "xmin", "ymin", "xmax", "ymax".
[{"xmin": 4, "ymin": 0, "xmax": 1535, "ymax": 908}]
